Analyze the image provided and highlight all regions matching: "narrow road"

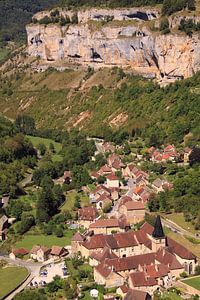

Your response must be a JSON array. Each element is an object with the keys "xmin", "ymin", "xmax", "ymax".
[
  {"xmin": 0, "ymin": 256, "xmax": 42, "ymax": 300},
  {"xmin": 161, "ymin": 217, "xmax": 200, "ymax": 240},
  {"xmin": 4, "ymin": 274, "xmax": 34, "ymax": 300}
]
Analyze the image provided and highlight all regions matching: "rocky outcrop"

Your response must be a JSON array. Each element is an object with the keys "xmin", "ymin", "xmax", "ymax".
[{"xmin": 26, "ymin": 8, "xmax": 200, "ymax": 81}]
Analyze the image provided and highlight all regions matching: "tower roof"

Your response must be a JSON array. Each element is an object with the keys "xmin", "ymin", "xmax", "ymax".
[{"xmin": 152, "ymin": 215, "xmax": 165, "ymax": 239}]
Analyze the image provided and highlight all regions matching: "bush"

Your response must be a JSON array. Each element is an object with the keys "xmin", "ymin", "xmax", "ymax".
[
  {"xmin": 55, "ymin": 226, "xmax": 64, "ymax": 237},
  {"xmin": 180, "ymin": 271, "xmax": 188, "ymax": 278}
]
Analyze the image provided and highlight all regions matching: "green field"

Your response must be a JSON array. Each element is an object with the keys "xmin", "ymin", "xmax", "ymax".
[
  {"xmin": 162, "ymin": 213, "xmax": 198, "ymax": 234},
  {"xmin": 26, "ymin": 135, "xmax": 62, "ymax": 162},
  {"xmin": 0, "ymin": 266, "xmax": 29, "ymax": 299},
  {"xmin": 183, "ymin": 276, "xmax": 200, "ymax": 291},
  {"xmin": 61, "ymin": 190, "xmax": 90, "ymax": 215},
  {"xmin": 15, "ymin": 231, "xmax": 74, "ymax": 250}
]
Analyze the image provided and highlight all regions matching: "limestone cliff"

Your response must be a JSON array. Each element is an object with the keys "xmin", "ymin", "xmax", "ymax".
[{"xmin": 26, "ymin": 8, "xmax": 200, "ymax": 81}]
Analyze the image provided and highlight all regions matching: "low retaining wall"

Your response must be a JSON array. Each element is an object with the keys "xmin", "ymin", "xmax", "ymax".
[
  {"xmin": 178, "ymin": 277, "xmax": 200, "ymax": 296},
  {"xmin": 1, "ymin": 270, "xmax": 31, "ymax": 300}
]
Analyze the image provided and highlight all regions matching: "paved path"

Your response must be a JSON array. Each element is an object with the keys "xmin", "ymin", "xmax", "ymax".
[
  {"xmin": 0, "ymin": 256, "xmax": 42, "ymax": 300},
  {"xmin": 4, "ymin": 274, "xmax": 34, "ymax": 300},
  {"xmin": 161, "ymin": 217, "xmax": 200, "ymax": 240}
]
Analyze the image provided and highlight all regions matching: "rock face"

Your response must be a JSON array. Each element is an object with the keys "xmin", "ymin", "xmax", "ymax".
[{"xmin": 26, "ymin": 8, "xmax": 200, "ymax": 81}]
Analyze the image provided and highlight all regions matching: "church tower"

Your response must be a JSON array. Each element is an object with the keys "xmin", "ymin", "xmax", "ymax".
[{"xmin": 151, "ymin": 215, "xmax": 166, "ymax": 252}]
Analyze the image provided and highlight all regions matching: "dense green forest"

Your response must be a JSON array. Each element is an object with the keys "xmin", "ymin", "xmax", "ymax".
[
  {"xmin": 0, "ymin": 0, "xmax": 59, "ymax": 46},
  {"xmin": 0, "ymin": 116, "xmax": 36, "ymax": 199}
]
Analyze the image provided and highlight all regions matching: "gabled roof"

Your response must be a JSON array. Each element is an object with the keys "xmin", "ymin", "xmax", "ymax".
[
  {"xmin": 119, "ymin": 196, "xmax": 133, "ymax": 207},
  {"xmin": 90, "ymin": 218, "xmax": 120, "ymax": 229},
  {"xmin": 93, "ymin": 185, "xmax": 110, "ymax": 195},
  {"xmin": 72, "ymin": 231, "xmax": 85, "ymax": 242},
  {"xmin": 113, "ymin": 231, "xmax": 138, "ymax": 248},
  {"xmin": 31, "ymin": 245, "xmax": 50, "ymax": 254},
  {"xmin": 123, "ymin": 201, "xmax": 145, "ymax": 211},
  {"xmin": 78, "ymin": 206, "xmax": 98, "ymax": 221},
  {"xmin": 96, "ymin": 193, "xmax": 112, "ymax": 203},
  {"xmin": 124, "ymin": 289, "xmax": 152, "ymax": 300},
  {"xmin": 90, "ymin": 246, "xmax": 117, "ymax": 262},
  {"xmin": 140, "ymin": 222, "xmax": 154, "ymax": 235},
  {"xmin": 99, "ymin": 164, "xmax": 112, "ymax": 173},
  {"xmin": 95, "ymin": 263, "xmax": 113, "ymax": 278},
  {"xmin": 12, "ymin": 248, "xmax": 29, "ymax": 256},
  {"xmin": 106, "ymin": 253, "xmax": 156, "ymax": 272},
  {"xmin": 156, "ymin": 248, "xmax": 183, "ymax": 270},
  {"xmin": 107, "ymin": 173, "xmax": 119, "ymax": 181},
  {"xmin": 129, "ymin": 271, "xmax": 157, "ymax": 287},
  {"xmin": 51, "ymin": 246, "xmax": 65, "ymax": 256},
  {"xmin": 166, "ymin": 237, "xmax": 196, "ymax": 260}
]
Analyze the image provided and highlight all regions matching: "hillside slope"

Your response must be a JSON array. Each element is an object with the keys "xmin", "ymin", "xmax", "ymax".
[{"xmin": 0, "ymin": 56, "xmax": 200, "ymax": 146}]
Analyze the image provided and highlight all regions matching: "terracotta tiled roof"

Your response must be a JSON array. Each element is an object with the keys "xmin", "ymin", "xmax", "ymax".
[
  {"xmin": 78, "ymin": 206, "xmax": 98, "ymax": 221},
  {"xmin": 106, "ymin": 253, "xmax": 156, "ymax": 272},
  {"xmin": 124, "ymin": 289, "xmax": 152, "ymax": 300},
  {"xmin": 93, "ymin": 185, "xmax": 110, "ymax": 195},
  {"xmin": 119, "ymin": 196, "xmax": 133, "ymax": 207},
  {"xmin": 156, "ymin": 248, "xmax": 183, "ymax": 270},
  {"xmin": 145, "ymin": 265, "xmax": 159, "ymax": 278},
  {"xmin": 12, "ymin": 248, "xmax": 29, "ymax": 256},
  {"xmin": 156, "ymin": 263, "xmax": 170, "ymax": 277},
  {"xmin": 72, "ymin": 232, "xmax": 85, "ymax": 242},
  {"xmin": 140, "ymin": 222, "xmax": 154, "ymax": 235},
  {"xmin": 95, "ymin": 263, "xmax": 113, "ymax": 278},
  {"xmin": 90, "ymin": 246, "xmax": 118, "ymax": 262},
  {"xmin": 107, "ymin": 173, "xmax": 119, "ymax": 181},
  {"xmin": 124, "ymin": 201, "xmax": 145, "ymax": 210},
  {"xmin": 31, "ymin": 245, "xmax": 50, "ymax": 255},
  {"xmin": 129, "ymin": 271, "xmax": 157, "ymax": 287},
  {"xmin": 113, "ymin": 231, "xmax": 138, "ymax": 248},
  {"xmin": 96, "ymin": 193, "xmax": 112, "ymax": 203},
  {"xmin": 164, "ymin": 145, "xmax": 176, "ymax": 153},
  {"xmin": 91, "ymin": 171, "xmax": 100, "ymax": 179},
  {"xmin": 90, "ymin": 218, "xmax": 120, "ymax": 229},
  {"xmin": 100, "ymin": 165, "xmax": 112, "ymax": 173},
  {"xmin": 51, "ymin": 246, "xmax": 65, "ymax": 256},
  {"xmin": 166, "ymin": 237, "xmax": 196, "ymax": 260},
  {"xmin": 118, "ymin": 284, "xmax": 129, "ymax": 293}
]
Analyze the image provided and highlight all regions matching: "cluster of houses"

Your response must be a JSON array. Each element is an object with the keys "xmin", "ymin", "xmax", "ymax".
[
  {"xmin": 146, "ymin": 145, "xmax": 192, "ymax": 164},
  {"xmin": 77, "ymin": 150, "xmax": 173, "ymax": 229},
  {"xmin": 9, "ymin": 245, "xmax": 68, "ymax": 262},
  {"xmin": 71, "ymin": 216, "xmax": 197, "ymax": 298}
]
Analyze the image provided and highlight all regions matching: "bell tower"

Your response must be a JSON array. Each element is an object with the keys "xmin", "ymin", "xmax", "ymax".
[{"xmin": 151, "ymin": 215, "xmax": 166, "ymax": 252}]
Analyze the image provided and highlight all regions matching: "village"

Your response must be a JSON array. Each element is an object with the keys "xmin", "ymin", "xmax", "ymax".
[{"xmin": 0, "ymin": 138, "xmax": 200, "ymax": 300}]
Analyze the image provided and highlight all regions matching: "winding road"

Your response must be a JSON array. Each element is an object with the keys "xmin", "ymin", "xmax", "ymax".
[{"xmin": 0, "ymin": 255, "xmax": 42, "ymax": 300}]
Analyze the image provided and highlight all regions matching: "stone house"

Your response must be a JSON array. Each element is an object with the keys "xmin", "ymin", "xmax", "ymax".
[
  {"xmin": 89, "ymin": 217, "xmax": 129, "ymax": 235},
  {"xmin": 119, "ymin": 201, "xmax": 145, "ymax": 225},
  {"xmin": 9, "ymin": 248, "xmax": 29, "ymax": 260},
  {"xmin": 96, "ymin": 193, "xmax": 113, "ymax": 210},
  {"xmin": 106, "ymin": 174, "xmax": 120, "ymax": 188},
  {"xmin": 50, "ymin": 246, "xmax": 68, "ymax": 259},
  {"xmin": 30, "ymin": 245, "xmax": 51, "ymax": 262},
  {"xmin": 78, "ymin": 206, "xmax": 98, "ymax": 228},
  {"xmin": 94, "ymin": 263, "xmax": 124, "ymax": 288}
]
